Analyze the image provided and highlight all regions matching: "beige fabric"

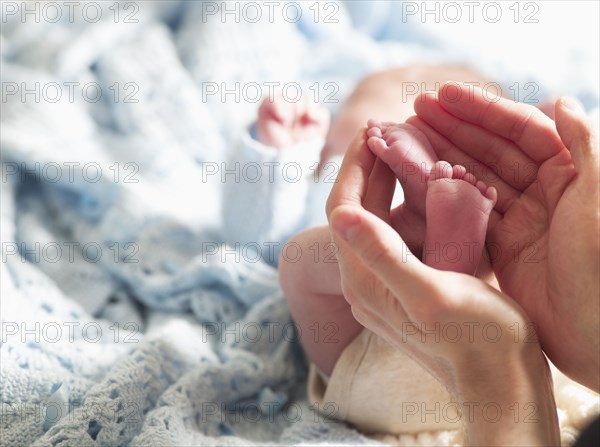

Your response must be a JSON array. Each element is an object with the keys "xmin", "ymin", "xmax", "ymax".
[
  {"xmin": 307, "ymin": 329, "xmax": 461, "ymax": 435},
  {"xmin": 307, "ymin": 329, "xmax": 600, "ymax": 444}
]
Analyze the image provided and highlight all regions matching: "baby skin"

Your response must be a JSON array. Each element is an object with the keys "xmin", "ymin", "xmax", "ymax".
[
  {"xmin": 279, "ymin": 120, "xmax": 497, "ymax": 376},
  {"xmin": 256, "ymin": 95, "xmax": 330, "ymax": 148},
  {"xmin": 366, "ymin": 119, "xmax": 497, "ymax": 274}
]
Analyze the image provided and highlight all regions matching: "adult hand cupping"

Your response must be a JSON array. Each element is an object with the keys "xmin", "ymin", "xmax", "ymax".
[
  {"xmin": 410, "ymin": 85, "xmax": 600, "ymax": 392},
  {"xmin": 326, "ymin": 131, "xmax": 559, "ymax": 445}
]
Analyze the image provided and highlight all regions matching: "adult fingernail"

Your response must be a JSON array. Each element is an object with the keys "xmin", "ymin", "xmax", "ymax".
[
  {"xmin": 332, "ymin": 212, "xmax": 361, "ymax": 242},
  {"xmin": 559, "ymin": 97, "xmax": 585, "ymax": 115}
]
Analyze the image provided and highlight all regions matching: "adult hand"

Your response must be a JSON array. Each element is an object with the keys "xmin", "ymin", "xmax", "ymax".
[
  {"xmin": 326, "ymin": 130, "xmax": 559, "ymax": 445},
  {"xmin": 410, "ymin": 85, "xmax": 600, "ymax": 391}
]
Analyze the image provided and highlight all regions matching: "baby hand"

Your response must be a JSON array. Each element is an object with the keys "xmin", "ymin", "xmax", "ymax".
[{"xmin": 256, "ymin": 95, "xmax": 330, "ymax": 149}]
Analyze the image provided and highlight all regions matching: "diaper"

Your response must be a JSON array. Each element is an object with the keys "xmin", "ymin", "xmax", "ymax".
[{"xmin": 307, "ymin": 328, "xmax": 461, "ymax": 435}]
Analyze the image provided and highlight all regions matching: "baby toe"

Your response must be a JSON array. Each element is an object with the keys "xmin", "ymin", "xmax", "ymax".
[
  {"xmin": 463, "ymin": 172, "xmax": 477, "ymax": 185},
  {"xmin": 452, "ymin": 164, "xmax": 467, "ymax": 180},
  {"xmin": 475, "ymin": 180, "xmax": 488, "ymax": 195},
  {"xmin": 485, "ymin": 186, "xmax": 498, "ymax": 205},
  {"xmin": 367, "ymin": 136, "xmax": 388, "ymax": 155},
  {"xmin": 367, "ymin": 127, "xmax": 382, "ymax": 138}
]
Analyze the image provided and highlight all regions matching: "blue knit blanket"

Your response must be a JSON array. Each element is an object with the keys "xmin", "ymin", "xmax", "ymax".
[{"xmin": 1, "ymin": 2, "xmax": 598, "ymax": 446}]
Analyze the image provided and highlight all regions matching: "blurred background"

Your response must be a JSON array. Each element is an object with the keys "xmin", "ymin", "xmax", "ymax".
[{"xmin": 1, "ymin": 1, "xmax": 598, "ymax": 446}]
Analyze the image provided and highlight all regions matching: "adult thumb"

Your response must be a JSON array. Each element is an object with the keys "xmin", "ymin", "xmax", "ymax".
[{"xmin": 329, "ymin": 205, "xmax": 436, "ymax": 297}]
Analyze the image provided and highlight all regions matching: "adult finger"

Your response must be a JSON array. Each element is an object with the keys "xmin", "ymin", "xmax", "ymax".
[
  {"xmin": 406, "ymin": 115, "xmax": 510, "ymax": 224},
  {"xmin": 326, "ymin": 128, "xmax": 375, "ymax": 218},
  {"xmin": 329, "ymin": 204, "xmax": 441, "ymax": 312},
  {"xmin": 435, "ymin": 82, "xmax": 565, "ymax": 163},
  {"xmin": 554, "ymin": 97, "xmax": 600, "ymax": 175},
  {"xmin": 363, "ymin": 157, "xmax": 397, "ymax": 223},
  {"xmin": 414, "ymin": 91, "xmax": 538, "ymax": 191}
]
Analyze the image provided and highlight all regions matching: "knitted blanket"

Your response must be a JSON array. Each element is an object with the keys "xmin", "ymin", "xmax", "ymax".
[{"xmin": 1, "ymin": 2, "xmax": 598, "ymax": 446}]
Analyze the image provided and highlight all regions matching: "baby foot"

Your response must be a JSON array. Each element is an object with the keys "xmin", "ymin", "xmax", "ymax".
[
  {"xmin": 256, "ymin": 96, "xmax": 330, "ymax": 149},
  {"xmin": 366, "ymin": 120, "xmax": 437, "ymax": 217},
  {"xmin": 365, "ymin": 120, "xmax": 438, "ymax": 254},
  {"xmin": 424, "ymin": 161, "xmax": 497, "ymax": 275}
]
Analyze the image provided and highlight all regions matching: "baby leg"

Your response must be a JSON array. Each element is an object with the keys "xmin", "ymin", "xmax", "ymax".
[{"xmin": 279, "ymin": 226, "xmax": 363, "ymax": 376}]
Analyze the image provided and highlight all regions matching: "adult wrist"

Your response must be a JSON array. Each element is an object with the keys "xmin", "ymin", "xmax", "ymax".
[{"xmin": 454, "ymin": 345, "xmax": 559, "ymax": 446}]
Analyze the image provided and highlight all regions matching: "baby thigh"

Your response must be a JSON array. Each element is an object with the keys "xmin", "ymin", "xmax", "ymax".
[{"xmin": 278, "ymin": 226, "xmax": 363, "ymax": 376}]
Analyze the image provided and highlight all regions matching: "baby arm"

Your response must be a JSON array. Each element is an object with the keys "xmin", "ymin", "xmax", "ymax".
[{"xmin": 222, "ymin": 97, "xmax": 329, "ymax": 265}]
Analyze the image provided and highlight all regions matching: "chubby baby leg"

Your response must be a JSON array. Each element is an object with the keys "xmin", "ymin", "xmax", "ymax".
[{"xmin": 279, "ymin": 226, "xmax": 363, "ymax": 376}]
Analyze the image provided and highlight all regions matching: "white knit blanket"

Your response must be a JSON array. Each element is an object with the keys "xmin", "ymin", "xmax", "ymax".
[{"xmin": 1, "ymin": 2, "xmax": 598, "ymax": 446}]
